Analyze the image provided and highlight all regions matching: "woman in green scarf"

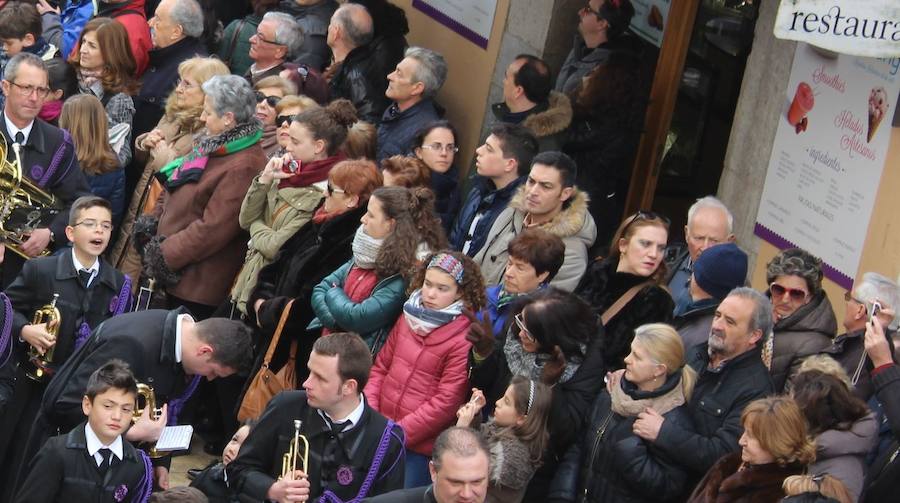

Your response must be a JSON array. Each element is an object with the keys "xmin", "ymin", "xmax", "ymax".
[{"xmin": 136, "ymin": 74, "xmax": 268, "ymax": 319}]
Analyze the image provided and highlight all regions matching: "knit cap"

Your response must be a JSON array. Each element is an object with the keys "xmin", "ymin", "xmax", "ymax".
[{"xmin": 693, "ymin": 243, "xmax": 748, "ymax": 300}]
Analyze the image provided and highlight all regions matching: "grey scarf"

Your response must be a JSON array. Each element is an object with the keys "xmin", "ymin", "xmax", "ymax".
[
  {"xmin": 351, "ymin": 225, "xmax": 383, "ymax": 269},
  {"xmin": 503, "ymin": 331, "xmax": 584, "ymax": 384}
]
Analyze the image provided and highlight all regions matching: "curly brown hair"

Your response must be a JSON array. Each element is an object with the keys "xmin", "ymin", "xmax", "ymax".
[
  {"xmin": 369, "ymin": 186, "xmax": 440, "ymax": 280},
  {"xmin": 381, "ymin": 155, "xmax": 431, "ymax": 188},
  {"xmin": 69, "ymin": 17, "xmax": 138, "ymax": 95},
  {"xmin": 409, "ymin": 250, "xmax": 487, "ymax": 311}
]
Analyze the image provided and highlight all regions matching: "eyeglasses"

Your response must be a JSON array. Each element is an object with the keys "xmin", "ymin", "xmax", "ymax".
[
  {"xmin": 9, "ymin": 80, "xmax": 51, "ymax": 98},
  {"xmin": 514, "ymin": 312, "xmax": 536, "ymax": 343},
  {"xmin": 326, "ymin": 182, "xmax": 346, "ymax": 196},
  {"xmin": 623, "ymin": 210, "xmax": 670, "ymax": 233},
  {"xmin": 175, "ymin": 78, "xmax": 199, "ymax": 90},
  {"xmin": 251, "ymin": 31, "xmax": 285, "ymax": 46},
  {"xmin": 770, "ymin": 283, "xmax": 808, "ymax": 302},
  {"xmin": 580, "ymin": 2, "xmax": 602, "ymax": 18},
  {"xmin": 275, "ymin": 115, "xmax": 294, "ymax": 128},
  {"xmin": 73, "ymin": 219, "xmax": 113, "ymax": 232},
  {"xmin": 255, "ymin": 92, "xmax": 281, "ymax": 108},
  {"xmin": 421, "ymin": 143, "xmax": 459, "ymax": 153}
]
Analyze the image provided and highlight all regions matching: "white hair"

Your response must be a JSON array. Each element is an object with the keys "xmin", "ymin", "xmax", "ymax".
[
  {"xmin": 855, "ymin": 272, "xmax": 899, "ymax": 321},
  {"xmin": 169, "ymin": 0, "xmax": 205, "ymax": 39},
  {"xmin": 263, "ymin": 11, "xmax": 304, "ymax": 60},
  {"xmin": 687, "ymin": 196, "xmax": 734, "ymax": 234}
]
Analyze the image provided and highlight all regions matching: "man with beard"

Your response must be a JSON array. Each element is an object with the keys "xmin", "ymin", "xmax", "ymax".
[{"xmin": 630, "ymin": 287, "xmax": 774, "ymax": 480}]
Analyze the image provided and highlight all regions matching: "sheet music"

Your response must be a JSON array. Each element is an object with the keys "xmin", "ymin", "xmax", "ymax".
[{"xmin": 155, "ymin": 425, "xmax": 194, "ymax": 451}]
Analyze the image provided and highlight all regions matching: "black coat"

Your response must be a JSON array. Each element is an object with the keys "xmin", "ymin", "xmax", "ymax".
[
  {"xmin": 131, "ymin": 36, "xmax": 208, "ymax": 141},
  {"xmin": 551, "ymin": 377, "xmax": 694, "ymax": 503},
  {"xmin": 0, "ymin": 116, "xmax": 92, "ymax": 286},
  {"xmin": 863, "ymin": 364, "xmax": 900, "ymax": 502},
  {"xmin": 328, "ymin": 42, "xmax": 393, "ymax": 123},
  {"xmin": 673, "ymin": 299, "xmax": 719, "ymax": 354},
  {"xmin": 276, "ymin": 0, "xmax": 338, "ymax": 71},
  {"xmin": 576, "ymin": 257, "xmax": 674, "ymax": 371},
  {"xmin": 363, "ymin": 486, "xmax": 435, "ymax": 503},
  {"xmin": 430, "ymin": 165, "xmax": 461, "ymax": 236},
  {"xmin": 247, "ymin": 205, "xmax": 365, "ymax": 381},
  {"xmin": 227, "ymin": 390, "xmax": 405, "ymax": 502},
  {"xmin": 15, "ymin": 422, "xmax": 149, "ymax": 503},
  {"xmin": 653, "ymin": 344, "xmax": 773, "ymax": 477},
  {"xmin": 469, "ymin": 329, "xmax": 606, "ymax": 501}
]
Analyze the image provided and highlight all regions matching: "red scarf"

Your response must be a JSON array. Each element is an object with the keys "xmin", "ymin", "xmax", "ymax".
[
  {"xmin": 322, "ymin": 266, "xmax": 379, "ymax": 336},
  {"xmin": 278, "ymin": 153, "xmax": 345, "ymax": 189}
]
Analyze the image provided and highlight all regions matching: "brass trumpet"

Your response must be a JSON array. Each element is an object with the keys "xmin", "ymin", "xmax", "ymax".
[
  {"xmin": 133, "ymin": 382, "xmax": 165, "ymax": 458},
  {"xmin": 25, "ymin": 293, "xmax": 60, "ymax": 382},
  {"xmin": 281, "ymin": 420, "xmax": 309, "ymax": 480}
]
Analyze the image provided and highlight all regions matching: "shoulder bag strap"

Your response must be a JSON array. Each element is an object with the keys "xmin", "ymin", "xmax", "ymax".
[
  {"xmin": 600, "ymin": 281, "xmax": 653, "ymax": 326},
  {"xmin": 262, "ymin": 299, "xmax": 294, "ymax": 367},
  {"xmin": 223, "ymin": 19, "xmax": 246, "ymax": 66}
]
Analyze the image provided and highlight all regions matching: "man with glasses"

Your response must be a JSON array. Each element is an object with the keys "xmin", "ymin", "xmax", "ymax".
[
  {"xmin": 555, "ymin": 0, "xmax": 637, "ymax": 95},
  {"xmin": 246, "ymin": 12, "xmax": 304, "ymax": 85},
  {"xmin": 0, "ymin": 53, "xmax": 91, "ymax": 287},
  {"xmin": 666, "ymin": 196, "xmax": 737, "ymax": 315},
  {"xmin": 0, "ymin": 196, "xmax": 130, "ymax": 501},
  {"xmin": 821, "ymin": 272, "xmax": 898, "ymax": 400}
]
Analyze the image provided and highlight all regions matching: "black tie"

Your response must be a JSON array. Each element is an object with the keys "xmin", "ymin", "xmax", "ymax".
[
  {"xmin": 78, "ymin": 269, "xmax": 92, "ymax": 288},
  {"xmin": 329, "ymin": 419, "xmax": 348, "ymax": 436},
  {"xmin": 98, "ymin": 448, "xmax": 112, "ymax": 476},
  {"xmin": 14, "ymin": 131, "xmax": 24, "ymax": 145}
]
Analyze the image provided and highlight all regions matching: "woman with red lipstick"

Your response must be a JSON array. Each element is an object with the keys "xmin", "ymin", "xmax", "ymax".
[
  {"xmin": 575, "ymin": 211, "xmax": 675, "ymax": 372},
  {"xmin": 365, "ymin": 250, "xmax": 487, "ymax": 488}
]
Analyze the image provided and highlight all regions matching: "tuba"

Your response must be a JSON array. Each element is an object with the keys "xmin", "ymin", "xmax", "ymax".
[
  {"xmin": 0, "ymin": 137, "xmax": 62, "ymax": 259},
  {"xmin": 133, "ymin": 382, "xmax": 165, "ymax": 458},
  {"xmin": 281, "ymin": 420, "xmax": 309, "ymax": 480},
  {"xmin": 25, "ymin": 293, "xmax": 61, "ymax": 381}
]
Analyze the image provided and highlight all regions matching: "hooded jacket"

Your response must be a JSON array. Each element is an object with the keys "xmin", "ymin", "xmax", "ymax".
[
  {"xmin": 809, "ymin": 413, "xmax": 878, "ymax": 502},
  {"xmin": 276, "ymin": 0, "xmax": 338, "ymax": 71},
  {"xmin": 490, "ymin": 91, "xmax": 573, "ymax": 153},
  {"xmin": 770, "ymin": 291, "xmax": 836, "ymax": 392},
  {"xmin": 449, "ymin": 176, "xmax": 523, "ymax": 256},
  {"xmin": 674, "ymin": 298, "xmax": 719, "ymax": 354},
  {"xmin": 473, "ymin": 186, "xmax": 596, "ymax": 291}
]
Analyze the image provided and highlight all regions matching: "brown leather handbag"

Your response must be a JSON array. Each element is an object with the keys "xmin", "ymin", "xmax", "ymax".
[{"xmin": 237, "ymin": 300, "xmax": 298, "ymax": 422}]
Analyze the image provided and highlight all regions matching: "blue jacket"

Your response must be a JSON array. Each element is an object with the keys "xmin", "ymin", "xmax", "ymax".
[
  {"xmin": 310, "ymin": 260, "xmax": 406, "ymax": 354},
  {"xmin": 376, "ymin": 99, "xmax": 441, "ymax": 164},
  {"xmin": 86, "ymin": 168, "xmax": 125, "ymax": 226},
  {"xmin": 481, "ymin": 285, "xmax": 511, "ymax": 339},
  {"xmin": 449, "ymin": 176, "xmax": 523, "ymax": 256}
]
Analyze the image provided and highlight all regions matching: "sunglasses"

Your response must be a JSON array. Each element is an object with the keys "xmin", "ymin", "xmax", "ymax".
[
  {"xmin": 275, "ymin": 115, "xmax": 294, "ymax": 128},
  {"xmin": 326, "ymin": 182, "xmax": 346, "ymax": 196},
  {"xmin": 514, "ymin": 312, "xmax": 536, "ymax": 343},
  {"xmin": 255, "ymin": 92, "xmax": 281, "ymax": 108},
  {"xmin": 623, "ymin": 210, "xmax": 670, "ymax": 233},
  {"xmin": 770, "ymin": 283, "xmax": 808, "ymax": 302}
]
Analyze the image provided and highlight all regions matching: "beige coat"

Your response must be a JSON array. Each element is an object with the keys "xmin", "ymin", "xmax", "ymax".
[
  {"xmin": 229, "ymin": 178, "xmax": 324, "ymax": 314},
  {"xmin": 110, "ymin": 116, "xmax": 199, "ymax": 284}
]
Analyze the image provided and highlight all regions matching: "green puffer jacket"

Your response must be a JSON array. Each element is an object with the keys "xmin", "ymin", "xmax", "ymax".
[{"xmin": 309, "ymin": 259, "xmax": 406, "ymax": 354}]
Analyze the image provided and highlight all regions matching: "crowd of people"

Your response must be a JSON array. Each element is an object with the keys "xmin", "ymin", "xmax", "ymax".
[{"xmin": 0, "ymin": 1, "xmax": 897, "ymax": 503}]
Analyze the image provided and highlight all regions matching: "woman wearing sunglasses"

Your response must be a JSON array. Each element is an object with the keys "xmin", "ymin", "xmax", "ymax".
[
  {"xmin": 229, "ymin": 99, "xmax": 357, "ymax": 318},
  {"xmin": 253, "ymin": 76, "xmax": 297, "ymax": 157},
  {"xmin": 575, "ymin": 211, "xmax": 675, "ymax": 372},
  {"xmin": 468, "ymin": 288, "xmax": 605, "ymax": 500},
  {"xmin": 764, "ymin": 248, "xmax": 835, "ymax": 392},
  {"xmin": 271, "ymin": 95, "xmax": 319, "ymax": 158}
]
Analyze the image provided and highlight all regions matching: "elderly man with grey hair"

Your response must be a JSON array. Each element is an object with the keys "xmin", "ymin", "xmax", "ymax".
[
  {"xmin": 376, "ymin": 46, "xmax": 447, "ymax": 163},
  {"xmin": 246, "ymin": 11, "xmax": 304, "ymax": 85},
  {"xmin": 666, "ymin": 195, "xmax": 737, "ymax": 314},
  {"xmin": 140, "ymin": 74, "xmax": 266, "ymax": 316},
  {"xmin": 276, "ymin": 0, "xmax": 339, "ymax": 71},
  {"xmin": 631, "ymin": 286, "xmax": 774, "ymax": 478},
  {"xmin": 820, "ymin": 272, "xmax": 899, "ymax": 400},
  {"xmin": 327, "ymin": 3, "xmax": 390, "ymax": 122},
  {"xmin": 130, "ymin": 0, "xmax": 209, "ymax": 190}
]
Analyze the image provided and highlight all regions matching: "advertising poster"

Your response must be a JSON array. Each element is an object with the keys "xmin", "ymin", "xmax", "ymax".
[
  {"xmin": 754, "ymin": 43, "xmax": 900, "ymax": 289},
  {"xmin": 629, "ymin": 0, "xmax": 671, "ymax": 47},
  {"xmin": 412, "ymin": 0, "xmax": 498, "ymax": 49}
]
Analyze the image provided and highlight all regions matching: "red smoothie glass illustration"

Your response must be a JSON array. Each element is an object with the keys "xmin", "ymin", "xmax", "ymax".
[{"xmin": 788, "ymin": 82, "xmax": 814, "ymax": 126}]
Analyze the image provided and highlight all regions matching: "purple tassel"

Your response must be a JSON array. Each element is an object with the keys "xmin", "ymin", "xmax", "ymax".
[
  {"xmin": 37, "ymin": 129, "xmax": 73, "ymax": 187},
  {"xmin": 112, "ymin": 276, "xmax": 132, "ymax": 316},
  {"xmin": 318, "ymin": 420, "xmax": 400, "ymax": 503},
  {"xmin": 74, "ymin": 322, "xmax": 92, "ymax": 350},
  {"xmin": 0, "ymin": 293, "xmax": 13, "ymax": 368},
  {"xmin": 167, "ymin": 375, "xmax": 201, "ymax": 425},
  {"xmin": 133, "ymin": 450, "xmax": 153, "ymax": 503}
]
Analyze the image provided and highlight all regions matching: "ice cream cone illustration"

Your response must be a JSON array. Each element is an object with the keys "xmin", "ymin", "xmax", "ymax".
[
  {"xmin": 788, "ymin": 82, "xmax": 814, "ymax": 126},
  {"xmin": 867, "ymin": 86, "xmax": 889, "ymax": 143}
]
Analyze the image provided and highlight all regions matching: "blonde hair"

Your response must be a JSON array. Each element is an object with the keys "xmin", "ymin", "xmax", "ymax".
[
  {"xmin": 254, "ymin": 75, "xmax": 297, "ymax": 96},
  {"xmin": 797, "ymin": 354, "xmax": 852, "ymax": 388},
  {"xmin": 341, "ymin": 120, "xmax": 377, "ymax": 160},
  {"xmin": 783, "ymin": 475, "xmax": 853, "ymax": 503},
  {"xmin": 742, "ymin": 396, "xmax": 816, "ymax": 467},
  {"xmin": 59, "ymin": 94, "xmax": 118, "ymax": 176},
  {"xmin": 164, "ymin": 57, "xmax": 230, "ymax": 131},
  {"xmin": 633, "ymin": 323, "xmax": 696, "ymax": 401},
  {"xmin": 276, "ymin": 95, "xmax": 318, "ymax": 115}
]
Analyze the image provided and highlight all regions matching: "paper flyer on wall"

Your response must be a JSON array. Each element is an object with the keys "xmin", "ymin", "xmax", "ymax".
[{"xmin": 754, "ymin": 43, "xmax": 899, "ymax": 289}]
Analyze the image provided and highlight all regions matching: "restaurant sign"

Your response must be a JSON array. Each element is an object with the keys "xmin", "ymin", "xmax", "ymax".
[{"xmin": 774, "ymin": 0, "xmax": 900, "ymax": 58}]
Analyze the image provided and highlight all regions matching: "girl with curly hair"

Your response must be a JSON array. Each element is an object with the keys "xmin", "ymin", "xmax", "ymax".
[
  {"xmin": 365, "ymin": 250, "xmax": 486, "ymax": 488},
  {"xmin": 310, "ymin": 186, "xmax": 441, "ymax": 353}
]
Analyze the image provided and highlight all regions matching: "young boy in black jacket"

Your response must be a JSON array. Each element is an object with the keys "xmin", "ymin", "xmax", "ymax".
[
  {"xmin": 0, "ymin": 196, "xmax": 131, "ymax": 500},
  {"xmin": 15, "ymin": 359, "xmax": 152, "ymax": 503}
]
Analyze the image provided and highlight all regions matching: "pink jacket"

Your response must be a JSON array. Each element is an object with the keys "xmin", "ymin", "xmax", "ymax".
[{"xmin": 365, "ymin": 313, "xmax": 472, "ymax": 455}]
